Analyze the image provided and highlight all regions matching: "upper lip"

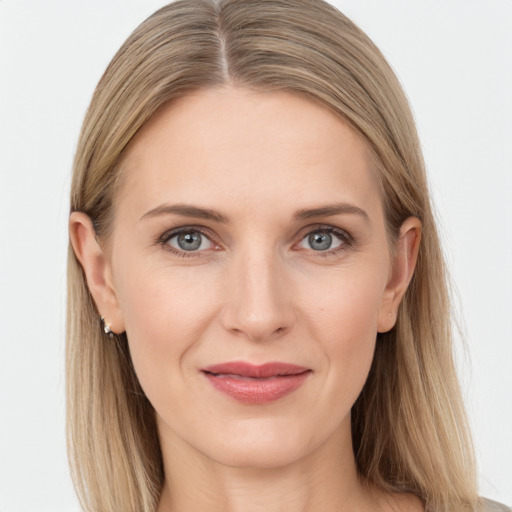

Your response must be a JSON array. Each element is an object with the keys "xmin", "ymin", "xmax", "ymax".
[{"xmin": 202, "ymin": 361, "xmax": 310, "ymax": 378}]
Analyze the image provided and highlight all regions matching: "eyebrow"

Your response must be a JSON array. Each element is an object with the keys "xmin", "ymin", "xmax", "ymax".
[
  {"xmin": 294, "ymin": 203, "xmax": 370, "ymax": 224},
  {"xmin": 140, "ymin": 203, "xmax": 229, "ymax": 223},
  {"xmin": 139, "ymin": 202, "xmax": 370, "ymax": 225}
]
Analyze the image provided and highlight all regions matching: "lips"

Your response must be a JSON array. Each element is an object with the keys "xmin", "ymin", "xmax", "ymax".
[{"xmin": 201, "ymin": 362, "xmax": 311, "ymax": 404}]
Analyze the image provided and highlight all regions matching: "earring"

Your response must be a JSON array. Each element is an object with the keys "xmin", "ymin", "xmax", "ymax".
[{"xmin": 100, "ymin": 316, "xmax": 114, "ymax": 338}]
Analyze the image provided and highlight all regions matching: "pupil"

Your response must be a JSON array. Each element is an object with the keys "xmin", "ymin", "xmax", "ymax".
[
  {"xmin": 177, "ymin": 232, "xmax": 201, "ymax": 251},
  {"xmin": 309, "ymin": 232, "xmax": 332, "ymax": 251}
]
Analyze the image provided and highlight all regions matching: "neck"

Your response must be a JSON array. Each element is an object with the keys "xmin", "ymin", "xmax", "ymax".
[{"xmin": 157, "ymin": 421, "xmax": 387, "ymax": 512}]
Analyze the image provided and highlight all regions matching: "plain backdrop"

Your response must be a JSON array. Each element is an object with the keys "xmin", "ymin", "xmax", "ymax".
[{"xmin": 0, "ymin": 1, "xmax": 511, "ymax": 510}]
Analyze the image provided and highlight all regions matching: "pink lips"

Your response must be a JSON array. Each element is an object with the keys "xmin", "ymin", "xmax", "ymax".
[{"xmin": 201, "ymin": 362, "xmax": 311, "ymax": 404}]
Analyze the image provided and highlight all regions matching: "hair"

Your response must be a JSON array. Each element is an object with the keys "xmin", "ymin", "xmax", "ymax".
[{"xmin": 67, "ymin": 1, "xmax": 479, "ymax": 511}]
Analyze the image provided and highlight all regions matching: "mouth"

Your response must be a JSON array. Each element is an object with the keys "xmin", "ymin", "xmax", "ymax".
[{"xmin": 201, "ymin": 362, "xmax": 311, "ymax": 404}]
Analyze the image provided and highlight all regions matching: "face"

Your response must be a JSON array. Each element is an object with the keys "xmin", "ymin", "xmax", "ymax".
[{"xmin": 78, "ymin": 86, "xmax": 416, "ymax": 470}]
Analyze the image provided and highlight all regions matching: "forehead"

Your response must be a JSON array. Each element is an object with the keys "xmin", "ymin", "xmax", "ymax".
[{"xmin": 118, "ymin": 86, "xmax": 383, "ymax": 222}]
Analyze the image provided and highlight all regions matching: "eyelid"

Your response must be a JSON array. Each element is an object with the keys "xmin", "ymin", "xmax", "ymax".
[
  {"xmin": 295, "ymin": 223, "xmax": 353, "ymax": 242},
  {"xmin": 293, "ymin": 224, "xmax": 355, "ymax": 254},
  {"xmin": 158, "ymin": 225, "xmax": 221, "ymax": 257},
  {"xmin": 156, "ymin": 222, "xmax": 355, "ymax": 258}
]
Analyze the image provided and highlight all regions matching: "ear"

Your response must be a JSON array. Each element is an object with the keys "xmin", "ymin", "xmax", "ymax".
[
  {"xmin": 377, "ymin": 216, "xmax": 421, "ymax": 333},
  {"xmin": 69, "ymin": 212, "xmax": 125, "ymax": 334}
]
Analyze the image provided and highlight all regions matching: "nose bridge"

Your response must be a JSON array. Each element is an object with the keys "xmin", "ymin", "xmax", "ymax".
[{"xmin": 221, "ymin": 241, "xmax": 294, "ymax": 342}]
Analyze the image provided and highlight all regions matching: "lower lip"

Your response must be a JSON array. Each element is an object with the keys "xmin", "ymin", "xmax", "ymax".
[{"xmin": 203, "ymin": 371, "xmax": 310, "ymax": 404}]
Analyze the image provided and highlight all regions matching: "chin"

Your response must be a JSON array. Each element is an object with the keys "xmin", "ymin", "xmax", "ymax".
[
  {"xmin": 213, "ymin": 440, "xmax": 306, "ymax": 470},
  {"xmin": 198, "ymin": 417, "xmax": 327, "ymax": 470}
]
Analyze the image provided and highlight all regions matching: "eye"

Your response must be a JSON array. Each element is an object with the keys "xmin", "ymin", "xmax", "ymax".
[
  {"xmin": 298, "ymin": 228, "xmax": 349, "ymax": 252},
  {"xmin": 165, "ymin": 229, "xmax": 215, "ymax": 253}
]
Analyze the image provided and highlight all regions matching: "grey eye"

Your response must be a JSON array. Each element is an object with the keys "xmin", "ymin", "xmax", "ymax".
[
  {"xmin": 308, "ymin": 231, "xmax": 333, "ymax": 251},
  {"xmin": 177, "ymin": 232, "xmax": 201, "ymax": 250},
  {"xmin": 299, "ymin": 229, "xmax": 345, "ymax": 252},
  {"xmin": 167, "ymin": 231, "xmax": 213, "ymax": 252}
]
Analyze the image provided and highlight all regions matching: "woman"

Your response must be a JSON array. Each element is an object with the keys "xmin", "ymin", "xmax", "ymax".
[{"xmin": 66, "ymin": 1, "xmax": 509, "ymax": 511}]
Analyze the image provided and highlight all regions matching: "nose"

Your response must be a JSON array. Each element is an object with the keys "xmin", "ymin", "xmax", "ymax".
[{"xmin": 219, "ymin": 246, "xmax": 295, "ymax": 343}]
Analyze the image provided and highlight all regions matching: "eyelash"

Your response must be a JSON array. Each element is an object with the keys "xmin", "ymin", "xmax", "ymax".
[
  {"xmin": 299, "ymin": 225, "xmax": 354, "ymax": 258},
  {"xmin": 158, "ymin": 226, "xmax": 218, "ymax": 258},
  {"xmin": 157, "ymin": 224, "xmax": 354, "ymax": 259}
]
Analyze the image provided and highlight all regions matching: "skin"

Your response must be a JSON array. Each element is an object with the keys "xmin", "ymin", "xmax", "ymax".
[{"xmin": 70, "ymin": 86, "xmax": 423, "ymax": 512}]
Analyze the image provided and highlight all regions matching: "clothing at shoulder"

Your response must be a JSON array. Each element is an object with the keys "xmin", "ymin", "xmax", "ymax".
[{"xmin": 481, "ymin": 498, "xmax": 512, "ymax": 511}]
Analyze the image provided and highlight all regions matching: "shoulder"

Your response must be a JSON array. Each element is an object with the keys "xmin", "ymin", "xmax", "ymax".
[{"xmin": 480, "ymin": 498, "xmax": 512, "ymax": 512}]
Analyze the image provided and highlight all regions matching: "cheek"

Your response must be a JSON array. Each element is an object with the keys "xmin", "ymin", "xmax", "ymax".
[
  {"xmin": 299, "ymin": 265, "xmax": 387, "ymax": 395},
  {"xmin": 302, "ymin": 263, "xmax": 386, "ymax": 343},
  {"xmin": 113, "ymin": 256, "xmax": 221, "ymax": 394}
]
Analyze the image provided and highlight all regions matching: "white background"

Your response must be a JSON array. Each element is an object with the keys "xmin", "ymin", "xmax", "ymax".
[{"xmin": 0, "ymin": 1, "xmax": 510, "ymax": 510}]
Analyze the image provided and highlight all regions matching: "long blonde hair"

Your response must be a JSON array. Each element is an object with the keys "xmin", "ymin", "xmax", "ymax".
[{"xmin": 67, "ymin": 1, "xmax": 478, "ymax": 510}]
